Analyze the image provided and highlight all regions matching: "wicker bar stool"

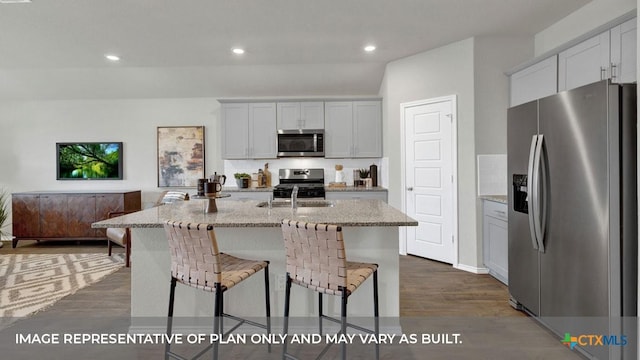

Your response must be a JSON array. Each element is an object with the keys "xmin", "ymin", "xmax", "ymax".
[
  {"xmin": 163, "ymin": 220, "xmax": 271, "ymax": 360},
  {"xmin": 280, "ymin": 219, "xmax": 379, "ymax": 360}
]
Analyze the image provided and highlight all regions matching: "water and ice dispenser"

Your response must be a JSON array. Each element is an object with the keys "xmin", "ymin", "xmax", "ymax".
[{"xmin": 513, "ymin": 174, "xmax": 528, "ymax": 214}]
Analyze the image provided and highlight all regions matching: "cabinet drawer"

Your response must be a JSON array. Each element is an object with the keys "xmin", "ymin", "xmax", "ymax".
[
  {"xmin": 483, "ymin": 200, "xmax": 507, "ymax": 221},
  {"xmin": 326, "ymin": 191, "xmax": 387, "ymax": 202}
]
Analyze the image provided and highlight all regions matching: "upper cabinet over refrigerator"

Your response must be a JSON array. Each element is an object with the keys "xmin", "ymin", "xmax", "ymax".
[{"xmin": 509, "ymin": 16, "xmax": 636, "ymax": 106}]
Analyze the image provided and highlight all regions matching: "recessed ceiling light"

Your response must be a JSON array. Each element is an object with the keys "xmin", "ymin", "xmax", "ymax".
[
  {"xmin": 232, "ymin": 48, "xmax": 245, "ymax": 55},
  {"xmin": 105, "ymin": 54, "xmax": 120, "ymax": 61},
  {"xmin": 364, "ymin": 45, "xmax": 376, "ymax": 52},
  {"xmin": 0, "ymin": 0, "xmax": 32, "ymax": 3}
]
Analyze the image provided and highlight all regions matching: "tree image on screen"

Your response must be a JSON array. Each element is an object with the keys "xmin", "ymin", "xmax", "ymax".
[{"xmin": 58, "ymin": 143, "xmax": 120, "ymax": 179}]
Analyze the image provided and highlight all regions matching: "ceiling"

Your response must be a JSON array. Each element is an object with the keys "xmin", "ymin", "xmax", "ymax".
[{"xmin": 0, "ymin": 0, "xmax": 589, "ymax": 100}]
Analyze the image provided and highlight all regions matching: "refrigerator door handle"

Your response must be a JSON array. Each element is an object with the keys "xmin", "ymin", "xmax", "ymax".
[
  {"xmin": 534, "ymin": 134, "xmax": 546, "ymax": 253},
  {"xmin": 527, "ymin": 135, "xmax": 539, "ymax": 250}
]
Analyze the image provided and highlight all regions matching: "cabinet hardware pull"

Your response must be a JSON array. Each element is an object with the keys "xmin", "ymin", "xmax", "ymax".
[
  {"xmin": 600, "ymin": 67, "xmax": 606, "ymax": 80},
  {"xmin": 611, "ymin": 63, "xmax": 617, "ymax": 81}
]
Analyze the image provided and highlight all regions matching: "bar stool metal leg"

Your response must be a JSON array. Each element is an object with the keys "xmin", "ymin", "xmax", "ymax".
[
  {"xmin": 264, "ymin": 263, "xmax": 272, "ymax": 353},
  {"xmin": 340, "ymin": 287, "xmax": 347, "ymax": 360},
  {"xmin": 373, "ymin": 269, "xmax": 379, "ymax": 360},
  {"xmin": 282, "ymin": 274, "xmax": 292, "ymax": 360},
  {"xmin": 213, "ymin": 283, "xmax": 223, "ymax": 360},
  {"xmin": 318, "ymin": 293, "xmax": 323, "ymax": 336},
  {"xmin": 165, "ymin": 277, "xmax": 177, "ymax": 360}
]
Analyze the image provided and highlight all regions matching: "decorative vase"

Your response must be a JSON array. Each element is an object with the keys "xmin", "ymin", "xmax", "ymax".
[{"xmin": 236, "ymin": 178, "xmax": 250, "ymax": 188}]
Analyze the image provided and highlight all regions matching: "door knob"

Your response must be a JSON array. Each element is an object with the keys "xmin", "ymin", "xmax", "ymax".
[{"xmin": 407, "ymin": 187, "xmax": 414, "ymax": 191}]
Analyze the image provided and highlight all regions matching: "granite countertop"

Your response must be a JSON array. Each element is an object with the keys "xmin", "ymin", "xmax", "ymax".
[
  {"xmin": 222, "ymin": 186, "xmax": 387, "ymax": 192},
  {"xmin": 93, "ymin": 199, "xmax": 417, "ymax": 229},
  {"xmin": 479, "ymin": 195, "xmax": 508, "ymax": 204},
  {"xmin": 222, "ymin": 186, "xmax": 274, "ymax": 192},
  {"xmin": 325, "ymin": 186, "xmax": 387, "ymax": 192}
]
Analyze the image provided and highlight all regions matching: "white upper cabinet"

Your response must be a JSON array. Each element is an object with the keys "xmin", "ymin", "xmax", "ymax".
[
  {"xmin": 559, "ymin": 18, "xmax": 637, "ymax": 91},
  {"xmin": 221, "ymin": 103, "xmax": 249, "ymax": 159},
  {"xmin": 248, "ymin": 103, "xmax": 277, "ymax": 159},
  {"xmin": 510, "ymin": 56, "xmax": 558, "ymax": 107},
  {"xmin": 276, "ymin": 101, "xmax": 324, "ymax": 129},
  {"xmin": 221, "ymin": 102, "xmax": 276, "ymax": 159},
  {"xmin": 610, "ymin": 18, "xmax": 637, "ymax": 84},
  {"xmin": 324, "ymin": 102, "xmax": 353, "ymax": 158},
  {"xmin": 325, "ymin": 100, "xmax": 382, "ymax": 158},
  {"xmin": 353, "ymin": 101, "xmax": 382, "ymax": 158},
  {"xmin": 511, "ymin": 17, "xmax": 636, "ymax": 105},
  {"xmin": 558, "ymin": 31, "xmax": 610, "ymax": 91}
]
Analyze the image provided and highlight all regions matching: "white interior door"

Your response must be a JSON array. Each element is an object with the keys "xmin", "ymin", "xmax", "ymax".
[{"xmin": 404, "ymin": 98, "xmax": 455, "ymax": 264}]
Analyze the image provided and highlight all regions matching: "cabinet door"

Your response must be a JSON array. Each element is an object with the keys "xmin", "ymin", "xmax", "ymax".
[
  {"xmin": 483, "ymin": 201, "xmax": 508, "ymax": 285},
  {"xmin": 67, "ymin": 194, "xmax": 96, "ymax": 237},
  {"xmin": 248, "ymin": 103, "xmax": 277, "ymax": 158},
  {"xmin": 40, "ymin": 194, "xmax": 67, "ymax": 237},
  {"xmin": 510, "ymin": 56, "xmax": 558, "ymax": 107},
  {"xmin": 353, "ymin": 101, "xmax": 382, "ymax": 158},
  {"xmin": 12, "ymin": 194, "xmax": 40, "ymax": 238},
  {"xmin": 558, "ymin": 32, "xmax": 610, "ymax": 91},
  {"xmin": 610, "ymin": 18, "xmax": 637, "ymax": 84},
  {"xmin": 300, "ymin": 102, "xmax": 324, "ymax": 129},
  {"xmin": 324, "ymin": 102, "xmax": 353, "ymax": 158},
  {"xmin": 276, "ymin": 102, "xmax": 301, "ymax": 129},
  {"xmin": 221, "ymin": 103, "xmax": 249, "ymax": 159},
  {"xmin": 96, "ymin": 194, "xmax": 124, "ymax": 237},
  {"xmin": 277, "ymin": 102, "xmax": 324, "ymax": 129}
]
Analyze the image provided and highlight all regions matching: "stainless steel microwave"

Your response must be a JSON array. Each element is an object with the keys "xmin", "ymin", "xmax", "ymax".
[{"xmin": 277, "ymin": 129, "xmax": 324, "ymax": 157}]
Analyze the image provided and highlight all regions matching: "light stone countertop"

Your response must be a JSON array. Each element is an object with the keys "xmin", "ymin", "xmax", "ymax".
[
  {"xmin": 93, "ymin": 199, "xmax": 417, "ymax": 229},
  {"xmin": 222, "ymin": 186, "xmax": 387, "ymax": 192},
  {"xmin": 479, "ymin": 195, "xmax": 508, "ymax": 204},
  {"xmin": 324, "ymin": 186, "xmax": 387, "ymax": 192}
]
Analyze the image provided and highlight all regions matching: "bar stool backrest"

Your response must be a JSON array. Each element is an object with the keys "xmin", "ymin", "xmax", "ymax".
[
  {"xmin": 280, "ymin": 219, "xmax": 347, "ymax": 294},
  {"xmin": 163, "ymin": 220, "xmax": 222, "ymax": 287}
]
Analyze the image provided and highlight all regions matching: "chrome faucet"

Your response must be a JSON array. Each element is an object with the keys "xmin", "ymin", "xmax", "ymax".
[{"xmin": 291, "ymin": 185, "xmax": 299, "ymax": 209}]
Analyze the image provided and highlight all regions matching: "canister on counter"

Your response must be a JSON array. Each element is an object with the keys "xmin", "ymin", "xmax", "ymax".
[{"xmin": 369, "ymin": 164, "xmax": 378, "ymax": 187}]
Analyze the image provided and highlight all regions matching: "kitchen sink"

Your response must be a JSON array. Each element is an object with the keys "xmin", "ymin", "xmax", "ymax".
[{"xmin": 256, "ymin": 200, "xmax": 335, "ymax": 208}]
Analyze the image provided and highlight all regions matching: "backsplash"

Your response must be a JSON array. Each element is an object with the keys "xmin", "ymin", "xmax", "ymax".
[
  {"xmin": 223, "ymin": 158, "xmax": 387, "ymax": 187},
  {"xmin": 477, "ymin": 154, "xmax": 507, "ymax": 195}
]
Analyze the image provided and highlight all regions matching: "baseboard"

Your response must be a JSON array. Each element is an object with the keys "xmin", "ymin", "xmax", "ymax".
[{"xmin": 454, "ymin": 263, "xmax": 490, "ymax": 275}]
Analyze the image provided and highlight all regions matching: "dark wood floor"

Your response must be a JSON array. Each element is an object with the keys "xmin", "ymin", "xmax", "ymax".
[
  {"xmin": 0, "ymin": 240, "xmax": 581, "ymax": 359},
  {"xmin": 3, "ymin": 240, "xmax": 521, "ymax": 317}
]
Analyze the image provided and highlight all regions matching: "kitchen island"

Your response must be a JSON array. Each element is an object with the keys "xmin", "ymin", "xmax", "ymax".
[{"xmin": 93, "ymin": 199, "xmax": 417, "ymax": 332}]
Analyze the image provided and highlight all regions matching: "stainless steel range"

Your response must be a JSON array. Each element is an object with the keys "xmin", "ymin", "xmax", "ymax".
[{"xmin": 273, "ymin": 168, "xmax": 325, "ymax": 199}]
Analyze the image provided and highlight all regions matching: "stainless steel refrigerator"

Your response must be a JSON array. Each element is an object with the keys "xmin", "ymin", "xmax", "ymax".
[{"xmin": 507, "ymin": 80, "xmax": 637, "ymax": 360}]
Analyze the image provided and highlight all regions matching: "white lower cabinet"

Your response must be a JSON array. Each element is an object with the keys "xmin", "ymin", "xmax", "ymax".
[
  {"xmin": 326, "ymin": 191, "xmax": 387, "ymax": 202},
  {"xmin": 482, "ymin": 200, "xmax": 508, "ymax": 285}
]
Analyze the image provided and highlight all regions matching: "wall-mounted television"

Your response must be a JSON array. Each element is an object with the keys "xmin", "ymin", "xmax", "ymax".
[{"xmin": 56, "ymin": 142, "xmax": 123, "ymax": 180}]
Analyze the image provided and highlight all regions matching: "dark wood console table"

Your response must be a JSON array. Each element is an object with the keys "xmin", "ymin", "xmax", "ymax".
[{"xmin": 11, "ymin": 190, "xmax": 141, "ymax": 248}]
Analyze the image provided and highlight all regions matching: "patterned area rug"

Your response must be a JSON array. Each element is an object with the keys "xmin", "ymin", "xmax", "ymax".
[{"xmin": 0, "ymin": 253, "xmax": 124, "ymax": 320}]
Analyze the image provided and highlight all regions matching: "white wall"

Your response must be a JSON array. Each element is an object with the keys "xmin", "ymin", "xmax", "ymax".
[
  {"xmin": 473, "ymin": 36, "xmax": 533, "ymax": 265},
  {"xmin": 535, "ymin": 0, "xmax": 636, "ymax": 56},
  {"xmin": 379, "ymin": 38, "xmax": 479, "ymax": 268},
  {"xmin": 474, "ymin": 36, "xmax": 533, "ymax": 155},
  {"xmin": 0, "ymin": 98, "xmax": 223, "ymax": 209}
]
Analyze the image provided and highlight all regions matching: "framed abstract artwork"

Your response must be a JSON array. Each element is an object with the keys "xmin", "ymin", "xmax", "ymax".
[{"xmin": 157, "ymin": 126, "xmax": 205, "ymax": 187}]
